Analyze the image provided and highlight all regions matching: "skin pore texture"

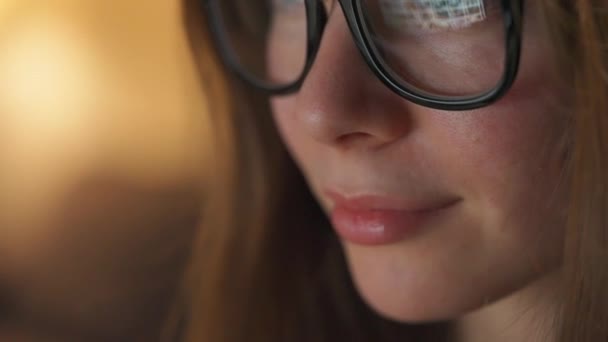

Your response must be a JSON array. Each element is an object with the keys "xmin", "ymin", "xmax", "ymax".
[
  {"xmin": 0, "ymin": 1, "xmax": 209, "ymax": 340},
  {"xmin": 269, "ymin": 2, "xmax": 568, "ymax": 342}
]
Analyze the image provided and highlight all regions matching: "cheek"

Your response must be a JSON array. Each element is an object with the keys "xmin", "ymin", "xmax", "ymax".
[
  {"xmin": 427, "ymin": 90, "xmax": 568, "ymax": 310},
  {"xmin": 271, "ymin": 96, "xmax": 307, "ymax": 159},
  {"xmin": 270, "ymin": 96, "xmax": 332, "ymax": 197},
  {"xmin": 434, "ymin": 20, "xmax": 566, "ymax": 210}
]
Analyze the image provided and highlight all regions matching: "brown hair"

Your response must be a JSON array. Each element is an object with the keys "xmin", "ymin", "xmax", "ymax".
[
  {"xmin": 178, "ymin": 1, "xmax": 608, "ymax": 341},
  {"xmin": 561, "ymin": 0, "xmax": 608, "ymax": 340}
]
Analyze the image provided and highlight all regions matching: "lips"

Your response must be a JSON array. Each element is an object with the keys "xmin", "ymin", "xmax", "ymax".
[{"xmin": 327, "ymin": 192, "xmax": 459, "ymax": 246}]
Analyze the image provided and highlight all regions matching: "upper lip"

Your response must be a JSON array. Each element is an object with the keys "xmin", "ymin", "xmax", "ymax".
[{"xmin": 325, "ymin": 190, "xmax": 460, "ymax": 212}]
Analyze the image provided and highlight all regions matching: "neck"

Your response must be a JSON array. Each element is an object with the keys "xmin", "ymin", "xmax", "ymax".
[{"xmin": 452, "ymin": 271, "xmax": 562, "ymax": 342}]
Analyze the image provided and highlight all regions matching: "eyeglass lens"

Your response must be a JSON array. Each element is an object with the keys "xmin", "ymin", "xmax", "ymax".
[{"xmin": 215, "ymin": 0, "xmax": 507, "ymax": 98}]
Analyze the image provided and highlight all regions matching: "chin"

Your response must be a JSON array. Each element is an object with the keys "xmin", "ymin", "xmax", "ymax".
[
  {"xmin": 341, "ymin": 241, "xmax": 546, "ymax": 325},
  {"xmin": 351, "ymin": 274, "xmax": 472, "ymax": 324}
]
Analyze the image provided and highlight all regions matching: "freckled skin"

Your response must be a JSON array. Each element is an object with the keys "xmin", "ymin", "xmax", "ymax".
[{"xmin": 269, "ymin": 2, "xmax": 568, "ymax": 322}]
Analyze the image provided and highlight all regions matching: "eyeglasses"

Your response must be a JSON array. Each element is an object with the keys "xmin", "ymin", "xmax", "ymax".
[{"xmin": 203, "ymin": 0, "xmax": 524, "ymax": 111}]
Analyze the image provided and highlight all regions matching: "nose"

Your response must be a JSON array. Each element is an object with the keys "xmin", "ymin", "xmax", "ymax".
[{"xmin": 293, "ymin": 8, "xmax": 412, "ymax": 150}]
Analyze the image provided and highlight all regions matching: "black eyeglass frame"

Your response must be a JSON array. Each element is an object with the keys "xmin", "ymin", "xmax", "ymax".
[{"xmin": 203, "ymin": 0, "xmax": 524, "ymax": 111}]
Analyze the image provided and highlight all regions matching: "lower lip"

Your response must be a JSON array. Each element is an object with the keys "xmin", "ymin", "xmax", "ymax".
[{"xmin": 330, "ymin": 204, "xmax": 454, "ymax": 246}]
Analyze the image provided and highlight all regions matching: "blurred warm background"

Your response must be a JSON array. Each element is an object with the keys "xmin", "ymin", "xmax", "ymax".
[{"xmin": 0, "ymin": 0, "xmax": 209, "ymax": 340}]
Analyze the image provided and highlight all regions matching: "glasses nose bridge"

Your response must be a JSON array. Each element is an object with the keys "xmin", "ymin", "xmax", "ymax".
[{"xmin": 309, "ymin": 0, "xmax": 373, "ymax": 68}]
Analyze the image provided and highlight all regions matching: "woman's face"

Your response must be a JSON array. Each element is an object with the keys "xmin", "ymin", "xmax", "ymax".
[{"xmin": 270, "ymin": 1, "xmax": 568, "ymax": 321}]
